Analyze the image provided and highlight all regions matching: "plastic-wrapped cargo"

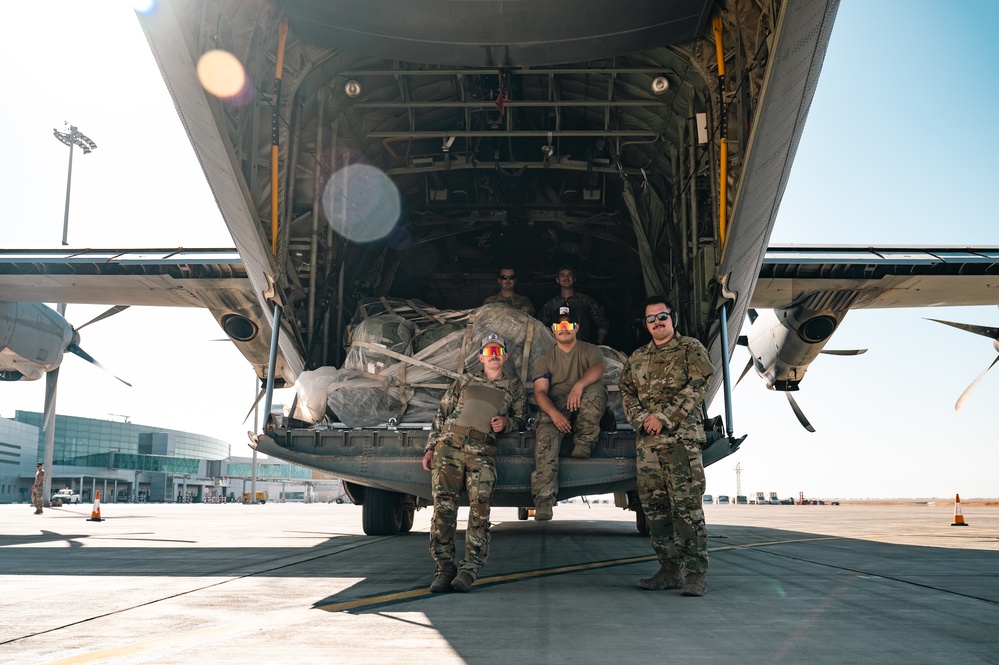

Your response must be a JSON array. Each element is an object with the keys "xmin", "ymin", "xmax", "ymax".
[
  {"xmin": 598, "ymin": 345, "xmax": 629, "ymax": 427},
  {"xmin": 343, "ymin": 314, "xmax": 415, "ymax": 375},
  {"xmin": 293, "ymin": 299, "xmax": 624, "ymax": 428}
]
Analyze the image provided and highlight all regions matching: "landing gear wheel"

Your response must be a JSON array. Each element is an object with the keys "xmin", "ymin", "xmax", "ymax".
[
  {"xmin": 362, "ymin": 488, "xmax": 403, "ymax": 535},
  {"xmin": 635, "ymin": 502, "xmax": 649, "ymax": 536},
  {"xmin": 517, "ymin": 507, "xmax": 530, "ymax": 521},
  {"xmin": 400, "ymin": 505, "xmax": 415, "ymax": 533}
]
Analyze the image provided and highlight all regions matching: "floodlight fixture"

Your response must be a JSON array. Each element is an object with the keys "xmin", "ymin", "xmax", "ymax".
[
  {"xmin": 53, "ymin": 123, "xmax": 97, "ymax": 154},
  {"xmin": 651, "ymin": 75, "xmax": 670, "ymax": 95}
]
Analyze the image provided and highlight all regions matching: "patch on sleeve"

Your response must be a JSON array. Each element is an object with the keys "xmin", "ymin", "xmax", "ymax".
[{"xmin": 691, "ymin": 346, "xmax": 715, "ymax": 376}]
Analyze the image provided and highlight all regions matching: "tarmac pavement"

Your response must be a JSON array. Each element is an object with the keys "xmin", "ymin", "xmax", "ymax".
[{"xmin": 1, "ymin": 500, "xmax": 998, "ymax": 664}]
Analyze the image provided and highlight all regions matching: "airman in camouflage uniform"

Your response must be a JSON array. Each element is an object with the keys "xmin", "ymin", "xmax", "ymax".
[
  {"xmin": 538, "ymin": 266, "xmax": 609, "ymax": 344},
  {"xmin": 620, "ymin": 296, "xmax": 715, "ymax": 596},
  {"xmin": 31, "ymin": 463, "xmax": 44, "ymax": 514},
  {"xmin": 422, "ymin": 333, "xmax": 527, "ymax": 593},
  {"xmin": 483, "ymin": 266, "xmax": 536, "ymax": 316},
  {"xmin": 531, "ymin": 304, "xmax": 606, "ymax": 520}
]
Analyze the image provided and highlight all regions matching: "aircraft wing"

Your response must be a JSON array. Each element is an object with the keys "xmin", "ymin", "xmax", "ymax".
[
  {"xmin": 752, "ymin": 246, "xmax": 999, "ymax": 309},
  {"xmin": 0, "ymin": 248, "xmax": 300, "ymax": 385},
  {"xmin": 0, "ymin": 249, "xmax": 249, "ymax": 306}
]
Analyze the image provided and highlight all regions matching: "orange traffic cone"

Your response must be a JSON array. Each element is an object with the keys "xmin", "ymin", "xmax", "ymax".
[
  {"xmin": 87, "ymin": 490, "xmax": 105, "ymax": 522},
  {"xmin": 951, "ymin": 493, "xmax": 968, "ymax": 527}
]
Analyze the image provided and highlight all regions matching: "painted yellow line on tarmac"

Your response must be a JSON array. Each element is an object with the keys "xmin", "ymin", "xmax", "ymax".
[
  {"xmin": 315, "ymin": 553, "xmax": 659, "ymax": 612},
  {"xmin": 45, "ymin": 535, "xmax": 835, "ymax": 662},
  {"xmin": 315, "ymin": 535, "xmax": 841, "ymax": 613}
]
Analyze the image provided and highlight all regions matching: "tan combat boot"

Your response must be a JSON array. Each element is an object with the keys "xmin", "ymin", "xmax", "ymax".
[
  {"xmin": 681, "ymin": 573, "xmax": 707, "ymax": 596},
  {"xmin": 429, "ymin": 563, "xmax": 457, "ymax": 593},
  {"xmin": 451, "ymin": 570, "xmax": 476, "ymax": 592},
  {"xmin": 570, "ymin": 444, "xmax": 591, "ymax": 459},
  {"xmin": 637, "ymin": 563, "xmax": 683, "ymax": 590},
  {"xmin": 534, "ymin": 501, "xmax": 553, "ymax": 521}
]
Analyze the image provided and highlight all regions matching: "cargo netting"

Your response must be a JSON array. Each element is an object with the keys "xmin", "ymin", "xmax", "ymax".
[{"xmin": 293, "ymin": 298, "xmax": 628, "ymax": 427}]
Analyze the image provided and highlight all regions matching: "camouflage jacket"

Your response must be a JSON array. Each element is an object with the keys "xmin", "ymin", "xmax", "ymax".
[
  {"xmin": 538, "ymin": 292, "xmax": 609, "ymax": 343},
  {"xmin": 425, "ymin": 372, "xmax": 527, "ymax": 452},
  {"xmin": 483, "ymin": 293, "xmax": 536, "ymax": 317},
  {"xmin": 619, "ymin": 336, "xmax": 715, "ymax": 441}
]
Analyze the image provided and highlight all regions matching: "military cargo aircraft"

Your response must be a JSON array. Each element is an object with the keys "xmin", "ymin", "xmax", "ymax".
[{"xmin": 3, "ymin": 0, "xmax": 998, "ymax": 533}]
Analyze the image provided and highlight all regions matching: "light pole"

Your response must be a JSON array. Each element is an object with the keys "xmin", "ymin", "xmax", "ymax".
[
  {"xmin": 52, "ymin": 123, "xmax": 97, "ymax": 247},
  {"xmin": 41, "ymin": 123, "xmax": 97, "ymax": 505}
]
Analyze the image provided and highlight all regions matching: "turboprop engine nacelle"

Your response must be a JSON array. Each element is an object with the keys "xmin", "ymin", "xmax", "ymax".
[
  {"xmin": 746, "ymin": 305, "xmax": 845, "ymax": 391},
  {"xmin": 0, "ymin": 301, "xmax": 77, "ymax": 381}
]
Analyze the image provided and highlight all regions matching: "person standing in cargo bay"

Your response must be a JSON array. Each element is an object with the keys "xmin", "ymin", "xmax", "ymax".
[
  {"xmin": 483, "ymin": 266, "xmax": 536, "ymax": 316},
  {"xmin": 538, "ymin": 265, "xmax": 609, "ymax": 344},
  {"xmin": 619, "ymin": 296, "xmax": 715, "ymax": 597},
  {"xmin": 530, "ymin": 304, "xmax": 606, "ymax": 521},
  {"xmin": 422, "ymin": 333, "xmax": 526, "ymax": 593}
]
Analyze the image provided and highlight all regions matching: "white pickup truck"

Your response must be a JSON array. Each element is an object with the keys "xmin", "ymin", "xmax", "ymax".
[{"xmin": 51, "ymin": 488, "xmax": 81, "ymax": 505}]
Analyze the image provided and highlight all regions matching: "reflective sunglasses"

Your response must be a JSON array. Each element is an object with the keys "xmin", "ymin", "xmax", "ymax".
[
  {"xmin": 481, "ymin": 345, "xmax": 506, "ymax": 357},
  {"xmin": 645, "ymin": 312, "xmax": 672, "ymax": 324},
  {"xmin": 551, "ymin": 321, "xmax": 578, "ymax": 332},
  {"xmin": 499, "ymin": 274, "xmax": 516, "ymax": 280}
]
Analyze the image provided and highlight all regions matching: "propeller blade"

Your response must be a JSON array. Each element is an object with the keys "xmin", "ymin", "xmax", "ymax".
[
  {"xmin": 243, "ymin": 388, "xmax": 266, "ymax": 426},
  {"xmin": 736, "ymin": 334, "xmax": 748, "ymax": 347},
  {"xmin": 820, "ymin": 349, "xmax": 868, "ymax": 356},
  {"xmin": 735, "ymin": 357, "xmax": 754, "ymax": 388},
  {"xmin": 747, "ymin": 308, "xmax": 758, "ymax": 324},
  {"xmin": 926, "ymin": 318, "xmax": 999, "ymax": 341},
  {"xmin": 955, "ymin": 354, "xmax": 999, "ymax": 411},
  {"xmin": 75, "ymin": 305, "xmax": 131, "ymax": 331},
  {"xmin": 67, "ymin": 344, "xmax": 132, "ymax": 387},
  {"xmin": 43, "ymin": 367, "xmax": 59, "ymax": 433},
  {"xmin": 786, "ymin": 392, "xmax": 816, "ymax": 432}
]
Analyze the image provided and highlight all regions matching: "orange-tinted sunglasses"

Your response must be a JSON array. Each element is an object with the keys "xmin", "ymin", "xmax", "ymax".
[
  {"xmin": 481, "ymin": 345, "xmax": 506, "ymax": 357},
  {"xmin": 551, "ymin": 321, "xmax": 578, "ymax": 332}
]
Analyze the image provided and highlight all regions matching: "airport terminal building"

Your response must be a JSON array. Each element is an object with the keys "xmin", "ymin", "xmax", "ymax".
[{"xmin": 0, "ymin": 411, "xmax": 343, "ymax": 505}]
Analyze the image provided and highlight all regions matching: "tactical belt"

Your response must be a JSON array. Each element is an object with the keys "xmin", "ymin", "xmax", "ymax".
[{"xmin": 443, "ymin": 424, "xmax": 495, "ymax": 443}]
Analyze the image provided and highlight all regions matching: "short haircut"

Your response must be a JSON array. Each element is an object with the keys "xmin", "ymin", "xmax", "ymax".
[
  {"xmin": 643, "ymin": 295, "xmax": 673, "ymax": 312},
  {"xmin": 497, "ymin": 266, "xmax": 516, "ymax": 276}
]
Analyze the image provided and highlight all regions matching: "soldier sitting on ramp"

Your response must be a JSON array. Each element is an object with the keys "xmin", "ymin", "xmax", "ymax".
[{"xmin": 530, "ymin": 304, "xmax": 607, "ymax": 521}]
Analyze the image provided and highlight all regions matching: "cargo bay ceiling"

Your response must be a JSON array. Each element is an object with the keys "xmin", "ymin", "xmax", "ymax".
[{"xmin": 151, "ymin": 0, "xmax": 777, "ymax": 368}]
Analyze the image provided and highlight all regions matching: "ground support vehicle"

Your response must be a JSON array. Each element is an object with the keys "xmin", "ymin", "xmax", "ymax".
[{"xmin": 51, "ymin": 489, "xmax": 80, "ymax": 505}]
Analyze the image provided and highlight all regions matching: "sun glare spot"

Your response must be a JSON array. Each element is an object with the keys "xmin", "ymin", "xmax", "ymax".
[
  {"xmin": 131, "ymin": 0, "xmax": 157, "ymax": 14},
  {"xmin": 197, "ymin": 50, "xmax": 246, "ymax": 100},
  {"xmin": 321, "ymin": 165, "xmax": 401, "ymax": 243}
]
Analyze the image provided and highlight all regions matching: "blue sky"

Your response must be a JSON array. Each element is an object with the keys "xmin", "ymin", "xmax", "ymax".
[{"xmin": 0, "ymin": 1, "xmax": 996, "ymax": 498}]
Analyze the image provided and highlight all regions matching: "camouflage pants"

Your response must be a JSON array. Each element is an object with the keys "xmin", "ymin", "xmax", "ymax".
[
  {"xmin": 636, "ymin": 438, "xmax": 708, "ymax": 575},
  {"xmin": 31, "ymin": 487, "xmax": 43, "ymax": 512},
  {"xmin": 531, "ymin": 384, "xmax": 607, "ymax": 504},
  {"xmin": 429, "ymin": 435, "xmax": 497, "ymax": 579}
]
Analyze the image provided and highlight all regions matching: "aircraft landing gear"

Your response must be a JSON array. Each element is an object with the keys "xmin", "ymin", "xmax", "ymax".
[
  {"xmin": 362, "ymin": 488, "xmax": 416, "ymax": 536},
  {"xmin": 635, "ymin": 502, "xmax": 649, "ymax": 536}
]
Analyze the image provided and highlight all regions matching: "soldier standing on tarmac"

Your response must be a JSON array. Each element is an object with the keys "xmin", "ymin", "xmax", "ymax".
[
  {"xmin": 530, "ymin": 304, "xmax": 606, "ymax": 521},
  {"xmin": 619, "ymin": 296, "xmax": 715, "ymax": 597},
  {"xmin": 31, "ymin": 463, "xmax": 45, "ymax": 514},
  {"xmin": 483, "ymin": 266, "xmax": 536, "ymax": 316},
  {"xmin": 422, "ymin": 333, "xmax": 527, "ymax": 593}
]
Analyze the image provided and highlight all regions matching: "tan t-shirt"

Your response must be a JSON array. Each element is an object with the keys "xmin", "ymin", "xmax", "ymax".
[{"xmin": 531, "ymin": 341, "xmax": 604, "ymax": 400}]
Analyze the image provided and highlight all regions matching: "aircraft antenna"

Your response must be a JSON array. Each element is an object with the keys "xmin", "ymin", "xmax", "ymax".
[{"xmin": 734, "ymin": 462, "xmax": 742, "ymax": 499}]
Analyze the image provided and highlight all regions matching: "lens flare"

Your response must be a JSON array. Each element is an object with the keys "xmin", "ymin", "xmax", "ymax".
[
  {"xmin": 197, "ymin": 50, "xmax": 246, "ymax": 100},
  {"xmin": 132, "ymin": 0, "xmax": 157, "ymax": 14},
  {"xmin": 322, "ymin": 164, "xmax": 401, "ymax": 243}
]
